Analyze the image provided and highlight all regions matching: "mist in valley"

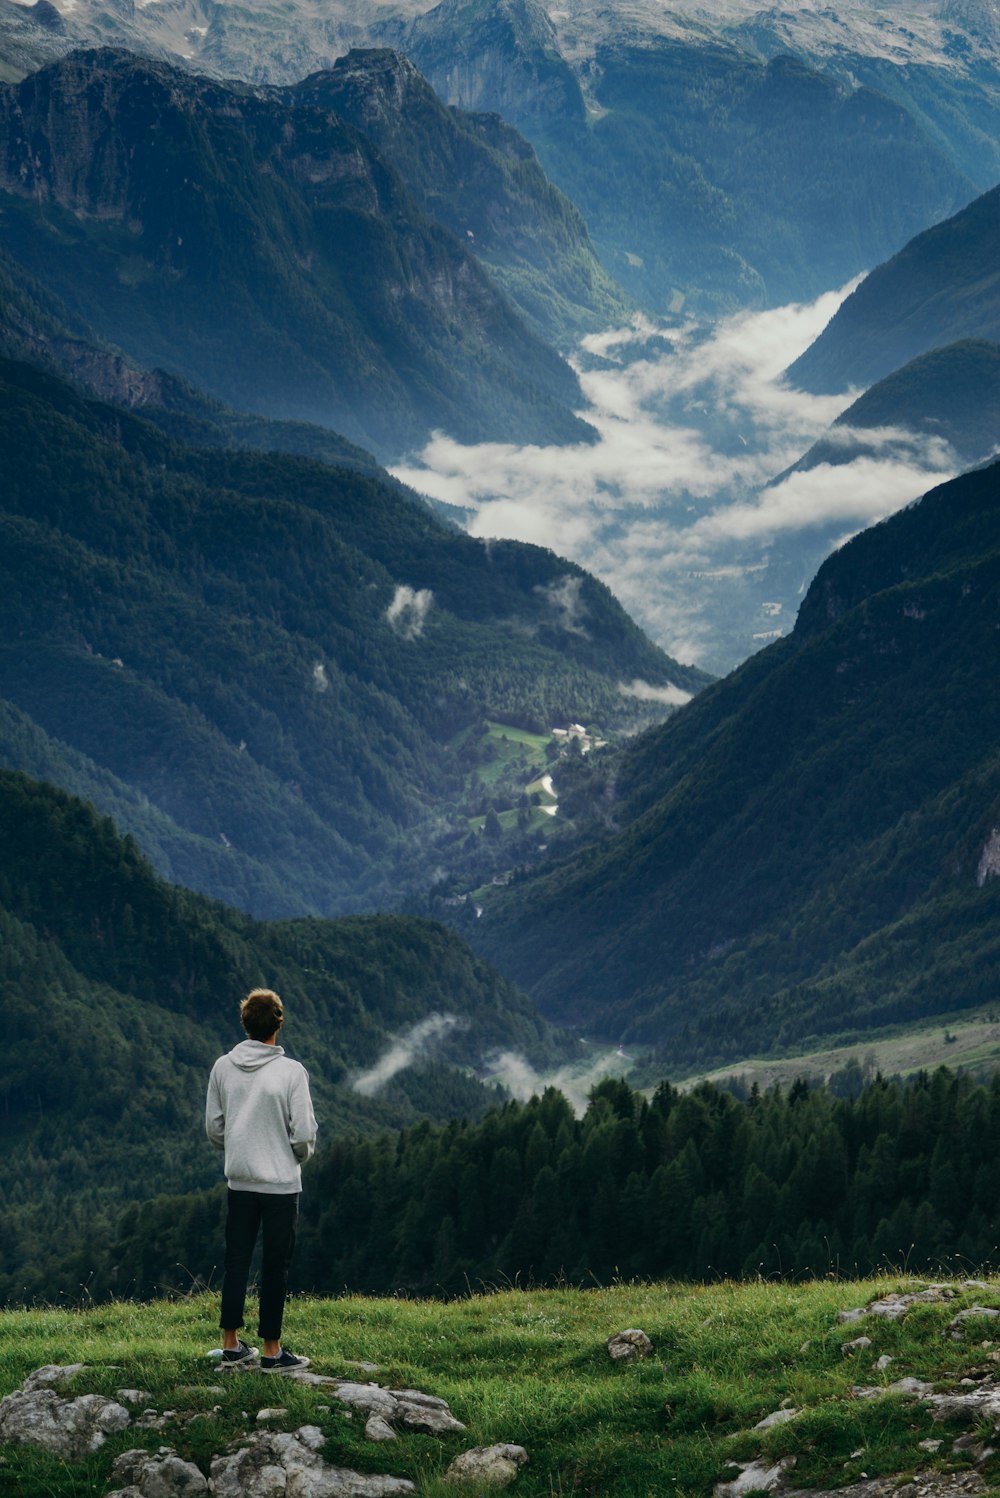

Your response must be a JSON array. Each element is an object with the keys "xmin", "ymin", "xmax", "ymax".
[{"xmin": 394, "ymin": 283, "xmax": 960, "ymax": 675}]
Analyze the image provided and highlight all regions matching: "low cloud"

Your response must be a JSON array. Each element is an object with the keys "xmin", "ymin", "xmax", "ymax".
[
  {"xmin": 312, "ymin": 662, "xmax": 329, "ymax": 692},
  {"xmin": 618, "ymin": 677, "xmax": 693, "ymax": 706},
  {"xmin": 387, "ymin": 585, "xmax": 433, "ymax": 640},
  {"xmin": 392, "ymin": 281, "xmax": 960, "ymax": 674},
  {"xmin": 352, "ymin": 1013, "xmax": 466, "ymax": 1097},
  {"xmin": 536, "ymin": 574, "xmax": 589, "ymax": 636},
  {"xmin": 483, "ymin": 1047, "xmax": 634, "ymax": 1117}
]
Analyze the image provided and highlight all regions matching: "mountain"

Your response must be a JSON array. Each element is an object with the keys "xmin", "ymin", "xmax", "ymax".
[
  {"xmin": 0, "ymin": 766, "xmax": 568, "ymax": 1301},
  {"xmin": 0, "ymin": 352, "xmax": 705, "ymax": 917},
  {"xmin": 404, "ymin": 18, "xmax": 974, "ymax": 312},
  {"xmin": 786, "ymin": 340, "xmax": 1000, "ymax": 473},
  {"xmin": 720, "ymin": 1, "xmax": 1000, "ymax": 193},
  {"xmin": 0, "ymin": 0, "xmax": 67, "ymax": 83},
  {"xmin": 0, "ymin": 47, "xmax": 592, "ymax": 460},
  {"xmin": 463, "ymin": 459, "xmax": 1000, "ymax": 1066},
  {"xmin": 393, "ymin": 0, "xmax": 583, "ymax": 129},
  {"xmin": 291, "ymin": 47, "xmax": 630, "ymax": 345},
  {"xmin": 787, "ymin": 184, "xmax": 1000, "ymax": 394}
]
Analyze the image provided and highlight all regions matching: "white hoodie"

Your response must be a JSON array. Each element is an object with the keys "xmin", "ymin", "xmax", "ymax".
[{"xmin": 205, "ymin": 1039, "xmax": 318, "ymax": 1194}]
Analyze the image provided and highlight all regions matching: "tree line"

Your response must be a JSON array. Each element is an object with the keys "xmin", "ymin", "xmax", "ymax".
[{"xmin": 99, "ymin": 1065, "xmax": 1000, "ymax": 1306}]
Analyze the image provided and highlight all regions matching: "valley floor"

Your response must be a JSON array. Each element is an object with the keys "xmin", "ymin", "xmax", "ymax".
[{"xmin": 4, "ymin": 1276, "xmax": 1000, "ymax": 1495}]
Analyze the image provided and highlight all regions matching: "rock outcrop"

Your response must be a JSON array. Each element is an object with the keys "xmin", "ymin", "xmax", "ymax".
[
  {"xmin": 209, "ymin": 1425, "xmax": 416, "ymax": 1498},
  {"xmin": 0, "ymin": 1364, "xmax": 131, "ymax": 1458}
]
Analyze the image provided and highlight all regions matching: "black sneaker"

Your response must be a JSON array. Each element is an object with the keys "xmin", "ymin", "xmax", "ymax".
[
  {"xmin": 221, "ymin": 1339, "xmax": 259, "ymax": 1366},
  {"xmin": 260, "ymin": 1349, "xmax": 310, "ymax": 1373}
]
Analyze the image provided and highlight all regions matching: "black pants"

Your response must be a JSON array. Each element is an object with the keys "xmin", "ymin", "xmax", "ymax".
[{"xmin": 219, "ymin": 1189, "xmax": 298, "ymax": 1342}]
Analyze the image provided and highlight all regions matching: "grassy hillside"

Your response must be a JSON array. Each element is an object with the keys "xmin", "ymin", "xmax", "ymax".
[
  {"xmin": 4, "ymin": 1276, "xmax": 1000, "ymax": 1495},
  {"xmin": 465, "ymin": 460, "xmax": 1000, "ymax": 1060}
]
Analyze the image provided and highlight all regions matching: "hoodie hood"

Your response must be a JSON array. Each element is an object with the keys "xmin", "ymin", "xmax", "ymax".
[{"xmin": 227, "ymin": 1039, "xmax": 286, "ymax": 1071}]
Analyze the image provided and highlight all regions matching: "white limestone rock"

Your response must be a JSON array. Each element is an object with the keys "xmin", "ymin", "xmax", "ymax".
[
  {"xmin": 606, "ymin": 1329, "xmax": 654, "ymax": 1362},
  {"xmin": 209, "ymin": 1426, "xmax": 416, "ymax": 1497},
  {"xmin": 446, "ymin": 1444, "xmax": 529, "ymax": 1487},
  {"xmin": 754, "ymin": 1408, "xmax": 800, "ymax": 1431},
  {"xmin": 948, "ymin": 1306, "xmax": 1000, "ymax": 1337},
  {"xmin": 0, "ymin": 1374, "xmax": 130, "ymax": 1459},
  {"xmin": 365, "ymin": 1414, "xmax": 398, "ymax": 1442},
  {"xmin": 328, "ymin": 1380, "xmax": 465, "ymax": 1435},
  {"xmin": 106, "ymin": 1446, "xmax": 208, "ymax": 1496},
  {"xmin": 714, "ymin": 1456, "xmax": 793, "ymax": 1498}
]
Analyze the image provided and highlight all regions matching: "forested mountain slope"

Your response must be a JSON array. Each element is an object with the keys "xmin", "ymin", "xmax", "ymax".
[
  {"xmin": 0, "ymin": 48, "xmax": 591, "ymax": 459},
  {"xmin": 786, "ymin": 340, "xmax": 1000, "ymax": 474},
  {"xmin": 0, "ymin": 355, "xmax": 702, "ymax": 915},
  {"xmin": 788, "ymin": 185, "xmax": 1000, "ymax": 394},
  {"xmin": 467, "ymin": 460, "xmax": 1000, "ymax": 1065},
  {"xmin": 0, "ymin": 768, "xmax": 565, "ymax": 1301},
  {"xmin": 0, "ymin": 242, "xmax": 391, "ymax": 475},
  {"xmin": 292, "ymin": 48, "xmax": 631, "ymax": 345}
]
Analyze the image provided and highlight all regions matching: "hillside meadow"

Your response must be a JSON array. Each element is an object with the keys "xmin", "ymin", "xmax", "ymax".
[{"xmin": 4, "ymin": 1276, "xmax": 1000, "ymax": 1495}]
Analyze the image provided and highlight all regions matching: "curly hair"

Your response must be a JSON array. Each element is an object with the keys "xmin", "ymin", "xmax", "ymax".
[{"xmin": 240, "ymin": 988, "xmax": 284, "ymax": 1041}]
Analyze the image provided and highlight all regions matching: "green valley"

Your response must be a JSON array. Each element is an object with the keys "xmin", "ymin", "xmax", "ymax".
[{"xmin": 0, "ymin": 352, "xmax": 704, "ymax": 917}]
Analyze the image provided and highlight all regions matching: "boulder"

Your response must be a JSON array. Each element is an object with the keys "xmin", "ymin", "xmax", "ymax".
[
  {"xmin": 754, "ymin": 1408, "xmax": 800, "ymax": 1431},
  {"xmin": 948, "ymin": 1307, "xmax": 1000, "ymax": 1338},
  {"xmin": 0, "ymin": 1368, "xmax": 130, "ymax": 1459},
  {"xmin": 325, "ymin": 1380, "xmax": 465, "ymax": 1435},
  {"xmin": 365, "ymin": 1414, "xmax": 398, "ymax": 1442},
  {"xmin": 928, "ymin": 1384, "xmax": 1000, "ymax": 1425},
  {"xmin": 713, "ymin": 1456, "xmax": 793, "ymax": 1498},
  {"xmin": 851, "ymin": 1378, "xmax": 933, "ymax": 1400},
  {"xmin": 106, "ymin": 1446, "xmax": 208, "ymax": 1496},
  {"xmin": 446, "ymin": 1444, "xmax": 529, "ymax": 1488},
  {"xmin": 209, "ymin": 1425, "xmax": 416, "ymax": 1497},
  {"xmin": 837, "ymin": 1287, "xmax": 956, "ymax": 1326},
  {"xmin": 606, "ymin": 1329, "xmax": 654, "ymax": 1362}
]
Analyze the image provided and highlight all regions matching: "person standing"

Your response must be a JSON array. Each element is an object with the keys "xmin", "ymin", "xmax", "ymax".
[{"xmin": 205, "ymin": 987, "xmax": 317, "ymax": 1371}]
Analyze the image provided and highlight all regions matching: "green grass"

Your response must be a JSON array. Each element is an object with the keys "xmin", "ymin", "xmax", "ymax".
[
  {"xmin": 680, "ymin": 1006, "xmax": 1000, "ymax": 1093},
  {"xmin": 473, "ymin": 723, "xmax": 552, "ymax": 791},
  {"xmin": 3, "ymin": 1276, "xmax": 1000, "ymax": 1496}
]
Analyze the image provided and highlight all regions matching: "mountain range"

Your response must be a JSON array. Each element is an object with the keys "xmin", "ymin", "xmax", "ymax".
[
  {"xmin": 787, "ymin": 183, "xmax": 1000, "ymax": 394},
  {"xmin": 294, "ymin": 47, "xmax": 631, "ymax": 346},
  {"xmin": 1, "ymin": 0, "xmax": 999, "ymax": 1155},
  {"xmin": 5, "ymin": 0, "xmax": 997, "ymax": 313}
]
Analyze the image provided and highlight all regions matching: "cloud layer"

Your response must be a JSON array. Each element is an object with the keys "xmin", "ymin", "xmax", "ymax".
[
  {"xmin": 387, "ymin": 585, "xmax": 434, "ymax": 640},
  {"xmin": 393, "ymin": 285, "xmax": 959, "ymax": 673},
  {"xmin": 351, "ymin": 1013, "xmax": 465, "ymax": 1097}
]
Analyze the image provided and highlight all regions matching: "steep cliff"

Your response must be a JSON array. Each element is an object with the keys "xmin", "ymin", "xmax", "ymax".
[{"xmin": 0, "ymin": 47, "xmax": 591, "ymax": 457}]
